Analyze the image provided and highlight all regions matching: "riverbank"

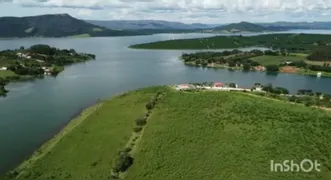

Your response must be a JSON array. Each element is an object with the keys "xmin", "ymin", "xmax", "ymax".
[
  {"xmin": 3, "ymin": 87, "xmax": 162, "ymax": 179},
  {"xmin": 180, "ymin": 49, "xmax": 331, "ymax": 78},
  {"xmin": 6, "ymin": 101, "xmax": 105, "ymax": 178}
]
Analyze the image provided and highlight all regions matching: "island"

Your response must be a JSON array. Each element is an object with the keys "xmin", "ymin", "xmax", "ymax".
[
  {"xmin": 2, "ymin": 85, "xmax": 330, "ymax": 180},
  {"xmin": 130, "ymin": 33, "xmax": 331, "ymax": 77},
  {"xmin": 0, "ymin": 44, "xmax": 95, "ymax": 96}
]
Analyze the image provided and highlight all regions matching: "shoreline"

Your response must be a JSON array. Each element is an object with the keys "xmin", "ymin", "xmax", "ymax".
[
  {"xmin": 184, "ymin": 62, "xmax": 331, "ymax": 78},
  {"xmin": 7, "ymin": 100, "xmax": 105, "ymax": 177}
]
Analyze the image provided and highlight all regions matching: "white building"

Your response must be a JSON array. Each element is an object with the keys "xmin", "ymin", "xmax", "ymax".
[{"xmin": 0, "ymin": 67, "xmax": 7, "ymax": 71}]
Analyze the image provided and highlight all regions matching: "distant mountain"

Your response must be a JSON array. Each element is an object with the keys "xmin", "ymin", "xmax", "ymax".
[
  {"xmin": 213, "ymin": 22, "xmax": 282, "ymax": 32},
  {"xmin": 259, "ymin": 21, "xmax": 331, "ymax": 30},
  {"xmin": 85, "ymin": 20, "xmax": 219, "ymax": 30},
  {"xmin": 0, "ymin": 14, "xmax": 147, "ymax": 38}
]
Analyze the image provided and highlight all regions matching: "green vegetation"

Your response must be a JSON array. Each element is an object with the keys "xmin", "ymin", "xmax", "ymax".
[
  {"xmin": 180, "ymin": 48, "xmax": 331, "ymax": 77},
  {"xmin": 213, "ymin": 21, "xmax": 280, "ymax": 33},
  {"xmin": 0, "ymin": 44, "xmax": 96, "ymax": 96},
  {"xmin": 0, "ymin": 14, "xmax": 148, "ymax": 38},
  {"xmin": 126, "ymin": 88, "xmax": 331, "ymax": 180},
  {"xmin": 4, "ymin": 86, "xmax": 331, "ymax": 180},
  {"xmin": 250, "ymin": 55, "xmax": 306, "ymax": 66},
  {"xmin": 4, "ymin": 87, "xmax": 164, "ymax": 179},
  {"xmin": 0, "ymin": 70, "xmax": 17, "ymax": 78},
  {"xmin": 70, "ymin": 34, "xmax": 91, "ymax": 38},
  {"xmin": 130, "ymin": 33, "xmax": 331, "ymax": 50}
]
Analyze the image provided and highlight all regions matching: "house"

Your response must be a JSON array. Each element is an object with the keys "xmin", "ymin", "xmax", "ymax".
[
  {"xmin": 255, "ymin": 87, "xmax": 263, "ymax": 92},
  {"xmin": 255, "ymin": 66, "xmax": 266, "ymax": 71},
  {"xmin": 177, "ymin": 84, "xmax": 191, "ymax": 90},
  {"xmin": 285, "ymin": 61, "xmax": 292, "ymax": 65},
  {"xmin": 0, "ymin": 67, "xmax": 7, "ymax": 71},
  {"xmin": 214, "ymin": 82, "xmax": 224, "ymax": 87}
]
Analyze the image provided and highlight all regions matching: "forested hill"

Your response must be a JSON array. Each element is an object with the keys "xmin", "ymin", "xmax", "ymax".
[
  {"xmin": 0, "ymin": 14, "xmax": 147, "ymax": 38},
  {"xmin": 213, "ymin": 22, "xmax": 283, "ymax": 32}
]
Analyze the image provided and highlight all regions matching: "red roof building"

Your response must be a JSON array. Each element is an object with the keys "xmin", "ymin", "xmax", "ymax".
[{"xmin": 214, "ymin": 82, "xmax": 224, "ymax": 87}]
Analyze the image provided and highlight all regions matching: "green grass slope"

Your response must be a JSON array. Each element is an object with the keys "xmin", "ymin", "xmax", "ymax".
[
  {"xmin": 126, "ymin": 90, "xmax": 331, "ymax": 180},
  {"xmin": 130, "ymin": 33, "xmax": 331, "ymax": 50},
  {"xmin": 5, "ymin": 87, "xmax": 162, "ymax": 179},
  {"xmin": 4, "ymin": 87, "xmax": 331, "ymax": 180}
]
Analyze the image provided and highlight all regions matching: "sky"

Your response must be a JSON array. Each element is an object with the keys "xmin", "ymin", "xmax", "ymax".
[{"xmin": 0, "ymin": 0, "xmax": 331, "ymax": 24}]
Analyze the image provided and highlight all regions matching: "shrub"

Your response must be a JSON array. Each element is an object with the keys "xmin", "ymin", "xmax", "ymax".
[
  {"xmin": 146, "ymin": 101, "xmax": 155, "ymax": 110},
  {"xmin": 113, "ymin": 152, "xmax": 134, "ymax": 173},
  {"xmin": 136, "ymin": 117, "xmax": 147, "ymax": 126},
  {"xmin": 133, "ymin": 126, "xmax": 143, "ymax": 133},
  {"xmin": 123, "ymin": 147, "xmax": 132, "ymax": 153}
]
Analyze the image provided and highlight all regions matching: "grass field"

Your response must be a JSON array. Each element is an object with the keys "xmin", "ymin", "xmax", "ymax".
[
  {"xmin": 126, "ymin": 89, "xmax": 331, "ymax": 180},
  {"xmin": 250, "ymin": 55, "xmax": 307, "ymax": 66},
  {"xmin": 4, "ymin": 87, "xmax": 331, "ymax": 180},
  {"xmin": 0, "ymin": 70, "xmax": 17, "ymax": 78},
  {"xmin": 70, "ymin": 34, "xmax": 91, "ymax": 38},
  {"xmin": 6, "ymin": 87, "xmax": 162, "ymax": 179}
]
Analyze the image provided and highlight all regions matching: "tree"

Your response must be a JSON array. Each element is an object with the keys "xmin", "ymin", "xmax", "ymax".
[
  {"xmin": 243, "ymin": 63, "xmax": 251, "ymax": 71},
  {"xmin": 136, "ymin": 117, "xmax": 147, "ymax": 126},
  {"xmin": 228, "ymin": 61, "xmax": 236, "ymax": 67},
  {"xmin": 113, "ymin": 152, "xmax": 134, "ymax": 173},
  {"xmin": 146, "ymin": 101, "xmax": 155, "ymax": 110},
  {"xmin": 228, "ymin": 83, "xmax": 237, "ymax": 88},
  {"xmin": 265, "ymin": 65, "xmax": 279, "ymax": 72}
]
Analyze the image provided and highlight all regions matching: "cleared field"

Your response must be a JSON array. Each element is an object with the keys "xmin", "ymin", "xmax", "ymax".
[
  {"xmin": 126, "ymin": 90, "xmax": 331, "ymax": 180},
  {"xmin": 6, "ymin": 87, "xmax": 162, "ymax": 179},
  {"xmin": 250, "ymin": 55, "xmax": 306, "ymax": 66},
  {"xmin": 0, "ymin": 70, "xmax": 17, "ymax": 78},
  {"xmin": 305, "ymin": 60, "xmax": 331, "ymax": 66}
]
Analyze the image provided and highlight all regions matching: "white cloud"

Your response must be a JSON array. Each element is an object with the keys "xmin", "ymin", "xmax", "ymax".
[{"xmin": 2, "ymin": 0, "xmax": 331, "ymax": 23}]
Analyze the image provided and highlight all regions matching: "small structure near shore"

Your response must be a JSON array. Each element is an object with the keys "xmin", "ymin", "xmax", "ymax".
[{"xmin": 214, "ymin": 82, "xmax": 224, "ymax": 87}]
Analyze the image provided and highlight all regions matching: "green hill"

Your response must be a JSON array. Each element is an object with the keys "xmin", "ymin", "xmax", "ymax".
[
  {"xmin": 0, "ymin": 14, "xmax": 146, "ymax": 38},
  {"xmin": 3, "ymin": 86, "xmax": 331, "ymax": 180},
  {"xmin": 213, "ymin": 21, "xmax": 278, "ymax": 33},
  {"xmin": 130, "ymin": 33, "xmax": 331, "ymax": 50}
]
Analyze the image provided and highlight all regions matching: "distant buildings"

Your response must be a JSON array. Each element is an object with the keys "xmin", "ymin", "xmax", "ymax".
[
  {"xmin": 0, "ymin": 67, "xmax": 7, "ymax": 71},
  {"xmin": 16, "ymin": 52, "xmax": 31, "ymax": 59},
  {"xmin": 255, "ymin": 66, "xmax": 266, "ymax": 71}
]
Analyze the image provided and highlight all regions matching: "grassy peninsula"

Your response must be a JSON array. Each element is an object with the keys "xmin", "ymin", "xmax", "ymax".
[
  {"xmin": 0, "ymin": 44, "xmax": 95, "ymax": 96},
  {"xmin": 3, "ymin": 86, "xmax": 331, "ymax": 180},
  {"xmin": 181, "ymin": 49, "xmax": 331, "ymax": 77}
]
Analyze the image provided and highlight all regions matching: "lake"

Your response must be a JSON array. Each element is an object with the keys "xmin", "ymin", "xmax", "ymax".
[{"xmin": 1, "ymin": 30, "xmax": 331, "ymax": 174}]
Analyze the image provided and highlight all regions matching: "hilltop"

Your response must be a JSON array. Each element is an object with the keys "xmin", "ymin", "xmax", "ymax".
[
  {"xmin": 3, "ymin": 86, "xmax": 331, "ymax": 180},
  {"xmin": 213, "ymin": 21, "xmax": 281, "ymax": 33},
  {"xmin": 0, "ymin": 14, "xmax": 146, "ymax": 38},
  {"xmin": 86, "ymin": 20, "xmax": 218, "ymax": 30}
]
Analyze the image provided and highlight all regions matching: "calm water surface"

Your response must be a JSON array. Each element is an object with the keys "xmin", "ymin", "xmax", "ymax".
[{"xmin": 0, "ymin": 31, "xmax": 331, "ymax": 174}]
